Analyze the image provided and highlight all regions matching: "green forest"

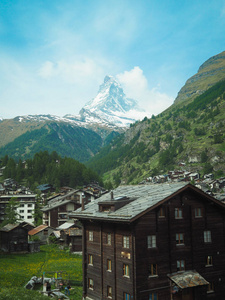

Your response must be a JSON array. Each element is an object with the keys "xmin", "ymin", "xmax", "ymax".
[{"xmin": 0, "ymin": 151, "xmax": 102, "ymax": 191}]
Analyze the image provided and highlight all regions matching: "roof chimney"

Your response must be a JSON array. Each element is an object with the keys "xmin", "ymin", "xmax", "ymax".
[
  {"xmin": 111, "ymin": 190, "xmax": 114, "ymax": 200},
  {"xmin": 81, "ymin": 198, "xmax": 85, "ymax": 211}
]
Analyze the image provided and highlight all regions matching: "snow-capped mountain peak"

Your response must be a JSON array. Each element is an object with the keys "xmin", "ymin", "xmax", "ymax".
[
  {"xmin": 79, "ymin": 75, "xmax": 146, "ymax": 127},
  {"xmin": 9, "ymin": 75, "xmax": 148, "ymax": 132}
]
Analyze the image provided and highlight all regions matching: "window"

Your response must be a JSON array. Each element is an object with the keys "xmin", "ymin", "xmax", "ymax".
[
  {"xmin": 107, "ymin": 233, "xmax": 111, "ymax": 245},
  {"xmin": 158, "ymin": 207, "xmax": 165, "ymax": 217},
  {"xmin": 176, "ymin": 233, "xmax": 184, "ymax": 245},
  {"xmin": 207, "ymin": 282, "xmax": 214, "ymax": 293},
  {"xmin": 88, "ymin": 254, "xmax": 93, "ymax": 265},
  {"xmin": 107, "ymin": 286, "xmax": 112, "ymax": 298},
  {"xmin": 19, "ymin": 210, "xmax": 24, "ymax": 213},
  {"xmin": 148, "ymin": 264, "xmax": 157, "ymax": 276},
  {"xmin": 88, "ymin": 278, "xmax": 94, "ymax": 290},
  {"xmin": 204, "ymin": 230, "xmax": 211, "ymax": 243},
  {"xmin": 177, "ymin": 260, "xmax": 185, "ymax": 271},
  {"xmin": 28, "ymin": 216, "xmax": 32, "ymax": 219},
  {"xmin": 20, "ymin": 204, "xmax": 24, "ymax": 207},
  {"xmin": 121, "ymin": 251, "xmax": 131, "ymax": 259},
  {"xmin": 44, "ymin": 229, "xmax": 48, "ymax": 235},
  {"xmin": 123, "ymin": 236, "xmax": 129, "ymax": 248},
  {"xmin": 123, "ymin": 264, "xmax": 130, "ymax": 277},
  {"xmin": 28, "ymin": 204, "xmax": 32, "ymax": 207},
  {"xmin": 88, "ymin": 231, "xmax": 93, "ymax": 241},
  {"xmin": 206, "ymin": 255, "xmax": 213, "ymax": 266},
  {"xmin": 149, "ymin": 292, "xmax": 158, "ymax": 300},
  {"xmin": 123, "ymin": 292, "xmax": 131, "ymax": 300},
  {"xmin": 28, "ymin": 210, "xmax": 32, "ymax": 213},
  {"xmin": 147, "ymin": 235, "xmax": 156, "ymax": 248},
  {"xmin": 175, "ymin": 208, "xmax": 183, "ymax": 219},
  {"xmin": 195, "ymin": 208, "xmax": 202, "ymax": 217},
  {"xmin": 107, "ymin": 259, "xmax": 112, "ymax": 271}
]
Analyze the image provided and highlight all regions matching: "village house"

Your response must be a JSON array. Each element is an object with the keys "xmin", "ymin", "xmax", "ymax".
[
  {"xmin": 0, "ymin": 223, "xmax": 29, "ymax": 253},
  {"xmin": 42, "ymin": 189, "xmax": 82, "ymax": 227},
  {"xmin": 42, "ymin": 185, "xmax": 107, "ymax": 228},
  {"xmin": 28, "ymin": 224, "xmax": 55, "ymax": 244},
  {"xmin": 71, "ymin": 182, "xmax": 225, "ymax": 300}
]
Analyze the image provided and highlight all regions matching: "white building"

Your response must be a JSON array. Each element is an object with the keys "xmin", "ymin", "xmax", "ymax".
[{"xmin": 0, "ymin": 194, "xmax": 36, "ymax": 224}]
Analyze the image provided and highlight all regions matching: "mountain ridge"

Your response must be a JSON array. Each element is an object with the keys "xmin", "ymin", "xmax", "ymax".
[
  {"xmin": 87, "ymin": 52, "xmax": 225, "ymax": 186},
  {"xmin": 174, "ymin": 50, "xmax": 225, "ymax": 104},
  {"xmin": 0, "ymin": 76, "xmax": 146, "ymax": 161}
]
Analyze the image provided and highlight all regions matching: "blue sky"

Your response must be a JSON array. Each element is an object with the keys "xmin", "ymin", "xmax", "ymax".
[{"xmin": 0, "ymin": 0, "xmax": 225, "ymax": 119}]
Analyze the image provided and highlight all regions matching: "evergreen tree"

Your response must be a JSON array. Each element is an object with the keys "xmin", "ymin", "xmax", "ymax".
[
  {"xmin": 1, "ymin": 198, "xmax": 20, "ymax": 227},
  {"xmin": 32, "ymin": 200, "xmax": 43, "ymax": 226}
]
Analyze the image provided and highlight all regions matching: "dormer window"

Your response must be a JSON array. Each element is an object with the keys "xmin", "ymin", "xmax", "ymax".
[
  {"xmin": 101, "ymin": 206, "xmax": 111, "ymax": 212},
  {"xmin": 98, "ymin": 195, "xmax": 134, "ymax": 213}
]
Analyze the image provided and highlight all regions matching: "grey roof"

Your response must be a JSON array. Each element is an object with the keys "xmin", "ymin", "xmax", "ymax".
[
  {"xmin": 70, "ymin": 182, "xmax": 189, "ymax": 222},
  {"xmin": 0, "ymin": 223, "xmax": 20, "ymax": 232},
  {"xmin": 57, "ymin": 221, "xmax": 76, "ymax": 230},
  {"xmin": 42, "ymin": 189, "xmax": 78, "ymax": 212}
]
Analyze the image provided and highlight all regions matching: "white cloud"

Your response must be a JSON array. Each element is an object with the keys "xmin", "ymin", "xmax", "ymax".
[
  {"xmin": 117, "ymin": 67, "xmax": 174, "ymax": 116},
  {"xmin": 38, "ymin": 58, "xmax": 104, "ymax": 84}
]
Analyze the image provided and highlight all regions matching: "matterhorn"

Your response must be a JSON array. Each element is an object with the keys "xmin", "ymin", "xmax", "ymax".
[{"xmin": 75, "ymin": 75, "xmax": 146, "ymax": 127}]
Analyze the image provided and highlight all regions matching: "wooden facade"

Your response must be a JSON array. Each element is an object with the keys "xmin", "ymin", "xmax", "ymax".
[
  {"xmin": 0, "ymin": 224, "xmax": 29, "ymax": 253},
  {"xmin": 71, "ymin": 183, "xmax": 225, "ymax": 300},
  {"xmin": 43, "ymin": 201, "xmax": 81, "ymax": 228}
]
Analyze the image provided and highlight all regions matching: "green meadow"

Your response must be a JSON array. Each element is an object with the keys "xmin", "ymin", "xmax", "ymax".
[{"xmin": 0, "ymin": 244, "xmax": 83, "ymax": 300}]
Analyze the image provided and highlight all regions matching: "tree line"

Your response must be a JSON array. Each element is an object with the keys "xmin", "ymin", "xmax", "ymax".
[{"xmin": 0, "ymin": 151, "xmax": 102, "ymax": 191}]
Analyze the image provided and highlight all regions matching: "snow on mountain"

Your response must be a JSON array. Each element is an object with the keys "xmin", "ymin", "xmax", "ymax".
[
  {"xmin": 9, "ymin": 75, "xmax": 148, "ymax": 130},
  {"xmin": 77, "ymin": 75, "xmax": 147, "ymax": 127}
]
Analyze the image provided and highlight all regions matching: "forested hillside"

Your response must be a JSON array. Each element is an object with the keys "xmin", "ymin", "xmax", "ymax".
[
  {"xmin": 87, "ymin": 79, "xmax": 225, "ymax": 187},
  {"xmin": 0, "ymin": 121, "xmax": 105, "ymax": 162},
  {"xmin": 0, "ymin": 151, "xmax": 102, "ymax": 191}
]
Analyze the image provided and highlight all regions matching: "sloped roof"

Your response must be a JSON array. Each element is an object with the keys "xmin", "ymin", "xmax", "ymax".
[
  {"xmin": 52, "ymin": 231, "xmax": 61, "ymax": 239},
  {"xmin": 42, "ymin": 189, "xmax": 79, "ymax": 212},
  {"xmin": 57, "ymin": 221, "xmax": 76, "ymax": 230},
  {"xmin": 28, "ymin": 225, "xmax": 48, "ymax": 235},
  {"xmin": 70, "ymin": 182, "xmax": 225, "ymax": 223},
  {"xmin": 168, "ymin": 270, "xmax": 209, "ymax": 289},
  {"xmin": 0, "ymin": 223, "xmax": 20, "ymax": 232},
  {"xmin": 37, "ymin": 184, "xmax": 52, "ymax": 191}
]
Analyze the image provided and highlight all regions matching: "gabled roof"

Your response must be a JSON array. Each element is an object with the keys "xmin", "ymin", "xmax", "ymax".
[
  {"xmin": 42, "ymin": 189, "xmax": 80, "ymax": 212},
  {"xmin": 28, "ymin": 224, "xmax": 48, "ymax": 235},
  {"xmin": 70, "ymin": 182, "xmax": 225, "ymax": 223},
  {"xmin": 0, "ymin": 223, "xmax": 20, "ymax": 232}
]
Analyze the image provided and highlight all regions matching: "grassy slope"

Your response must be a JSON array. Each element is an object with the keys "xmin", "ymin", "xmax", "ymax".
[
  {"xmin": 174, "ymin": 50, "xmax": 225, "ymax": 104},
  {"xmin": 87, "ymin": 79, "xmax": 225, "ymax": 186},
  {"xmin": 0, "ymin": 244, "xmax": 82, "ymax": 300}
]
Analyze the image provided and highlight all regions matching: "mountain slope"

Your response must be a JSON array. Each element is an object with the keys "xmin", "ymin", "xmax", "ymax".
[
  {"xmin": 175, "ymin": 50, "xmax": 225, "ymax": 104},
  {"xmin": 0, "ymin": 76, "xmax": 146, "ymax": 162},
  {"xmin": 0, "ymin": 122, "xmax": 103, "ymax": 162},
  {"xmin": 87, "ymin": 78, "xmax": 225, "ymax": 186}
]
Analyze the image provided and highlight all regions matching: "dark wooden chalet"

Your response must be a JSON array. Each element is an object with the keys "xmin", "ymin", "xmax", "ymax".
[
  {"xmin": 42, "ymin": 190, "xmax": 82, "ymax": 228},
  {"xmin": 71, "ymin": 182, "xmax": 225, "ymax": 300},
  {"xmin": 0, "ymin": 223, "xmax": 29, "ymax": 253}
]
